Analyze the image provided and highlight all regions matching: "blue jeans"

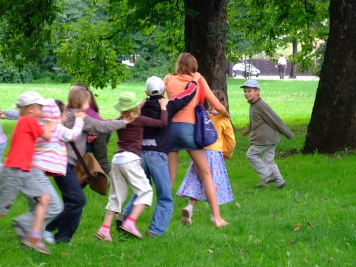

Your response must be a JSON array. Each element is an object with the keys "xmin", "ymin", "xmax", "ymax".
[
  {"xmin": 45, "ymin": 164, "xmax": 86, "ymax": 242},
  {"xmin": 123, "ymin": 151, "xmax": 173, "ymax": 236},
  {"xmin": 0, "ymin": 141, "xmax": 7, "ymax": 168}
]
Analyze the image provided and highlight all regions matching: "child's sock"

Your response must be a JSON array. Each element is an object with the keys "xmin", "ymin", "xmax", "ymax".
[
  {"xmin": 188, "ymin": 204, "xmax": 194, "ymax": 210},
  {"xmin": 125, "ymin": 217, "xmax": 137, "ymax": 226},
  {"xmin": 29, "ymin": 231, "xmax": 41, "ymax": 238},
  {"xmin": 100, "ymin": 224, "xmax": 110, "ymax": 233}
]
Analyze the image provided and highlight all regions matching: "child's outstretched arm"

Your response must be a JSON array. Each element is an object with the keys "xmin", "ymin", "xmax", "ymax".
[
  {"xmin": 141, "ymin": 99, "xmax": 168, "ymax": 128},
  {"xmin": 262, "ymin": 108, "xmax": 294, "ymax": 139},
  {"xmin": 168, "ymin": 80, "xmax": 198, "ymax": 115},
  {"xmin": 0, "ymin": 110, "xmax": 20, "ymax": 120},
  {"xmin": 58, "ymin": 112, "xmax": 86, "ymax": 142}
]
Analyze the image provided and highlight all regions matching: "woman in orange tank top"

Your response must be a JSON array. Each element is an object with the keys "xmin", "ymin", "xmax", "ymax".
[{"xmin": 164, "ymin": 53, "xmax": 229, "ymax": 228}]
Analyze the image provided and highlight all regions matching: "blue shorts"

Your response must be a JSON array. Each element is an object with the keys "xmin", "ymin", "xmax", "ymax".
[{"xmin": 170, "ymin": 122, "xmax": 202, "ymax": 151}]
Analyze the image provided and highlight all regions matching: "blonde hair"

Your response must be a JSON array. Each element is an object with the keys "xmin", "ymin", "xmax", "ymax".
[
  {"xmin": 212, "ymin": 90, "xmax": 228, "ymax": 109},
  {"xmin": 67, "ymin": 84, "xmax": 91, "ymax": 109},
  {"xmin": 121, "ymin": 108, "xmax": 139, "ymax": 121},
  {"xmin": 174, "ymin": 53, "xmax": 198, "ymax": 75}
]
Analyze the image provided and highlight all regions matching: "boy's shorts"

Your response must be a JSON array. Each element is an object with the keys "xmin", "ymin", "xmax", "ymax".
[{"xmin": 0, "ymin": 167, "xmax": 46, "ymax": 215}]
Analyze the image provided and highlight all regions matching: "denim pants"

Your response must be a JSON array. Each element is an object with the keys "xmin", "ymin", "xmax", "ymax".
[
  {"xmin": 45, "ymin": 164, "xmax": 86, "ymax": 242},
  {"xmin": 123, "ymin": 151, "xmax": 173, "ymax": 236},
  {"xmin": 246, "ymin": 144, "xmax": 285, "ymax": 186}
]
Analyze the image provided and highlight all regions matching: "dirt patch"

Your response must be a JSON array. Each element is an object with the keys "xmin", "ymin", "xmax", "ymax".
[{"xmin": 276, "ymin": 149, "xmax": 299, "ymax": 159}]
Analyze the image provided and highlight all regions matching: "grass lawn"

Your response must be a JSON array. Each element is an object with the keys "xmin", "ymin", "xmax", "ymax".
[{"xmin": 1, "ymin": 79, "xmax": 356, "ymax": 266}]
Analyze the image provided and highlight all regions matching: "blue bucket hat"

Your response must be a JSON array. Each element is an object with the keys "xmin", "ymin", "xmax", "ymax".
[{"xmin": 240, "ymin": 80, "xmax": 260, "ymax": 89}]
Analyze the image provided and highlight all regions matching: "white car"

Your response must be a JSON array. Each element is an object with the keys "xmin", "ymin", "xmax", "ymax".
[{"xmin": 233, "ymin": 63, "xmax": 260, "ymax": 77}]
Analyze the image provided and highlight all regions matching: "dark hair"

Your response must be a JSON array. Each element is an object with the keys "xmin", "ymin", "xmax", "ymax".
[
  {"xmin": 55, "ymin": 99, "xmax": 65, "ymax": 114},
  {"xmin": 87, "ymin": 90, "xmax": 99, "ymax": 113}
]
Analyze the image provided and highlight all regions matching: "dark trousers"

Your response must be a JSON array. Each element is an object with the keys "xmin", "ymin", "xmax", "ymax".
[
  {"xmin": 278, "ymin": 65, "xmax": 286, "ymax": 79},
  {"xmin": 45, "ymin": 164, "xmax": 86, "ymax": 242}
]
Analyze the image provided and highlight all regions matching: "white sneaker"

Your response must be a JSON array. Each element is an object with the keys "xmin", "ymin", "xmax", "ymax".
[{"xmin": 43, "ymin": 230, "xmax": 56, "ymax": 244}]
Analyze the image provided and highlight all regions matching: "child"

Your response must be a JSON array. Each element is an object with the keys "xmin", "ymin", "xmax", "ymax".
[
  {"xmin": 31, "ymin": 99, "xmax": 86, "ymax": 244},
  {"xmin": 1, "ymin": 99, "xmax": 86, "ymax": 246},
  {"xmin": 44, "ymin": 84, "xmax": 130, "ymax": 244},
  {"xmin": 117, "ymin": 75, "xmax": 198, "ymax": 237},
  {"xmin": 0, "ymin": 121, "xmax": 7, "ymax": 168},
  {"xmin": 177, "ymin": 90, "xmax": 236, "ymax": 225},
  {"xmin": 241, "ymin": 80, "xmax": 294, "ymax": 188},
  {"xmin": 0, "ymin": 92, "xmax": 53, "ymax": 254},
  {"xmin": 95, "ymin": 91, "xmax": 168, "ymax": 240}
]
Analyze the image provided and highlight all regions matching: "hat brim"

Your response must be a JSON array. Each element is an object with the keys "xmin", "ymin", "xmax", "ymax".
[{"xmin": 114, "ymin": 100, "xmax": 141, "ymax": 112}]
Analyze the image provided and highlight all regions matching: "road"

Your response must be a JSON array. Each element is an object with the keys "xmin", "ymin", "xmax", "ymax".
[{"xmin": 233, "ymin": 75, "xmax": 319, "ymax": 81}]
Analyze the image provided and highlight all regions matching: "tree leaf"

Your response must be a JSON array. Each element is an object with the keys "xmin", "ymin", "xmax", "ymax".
[{"xmin": 293, "ymin": 223, "xmax": 301, "ymax": 231}]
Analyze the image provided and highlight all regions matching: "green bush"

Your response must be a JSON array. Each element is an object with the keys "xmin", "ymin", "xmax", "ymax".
[
  {"xmin": 0, "ymin": 59, "xmax": 33, "ymax": 83},
  {"xmin": 128, "ymin": 57, "xmax": 172, "ymax": 81}
]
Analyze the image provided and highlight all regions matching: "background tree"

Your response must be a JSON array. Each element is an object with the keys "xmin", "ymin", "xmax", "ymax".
[
  {"xmin": 231, "ymin": 0, "xmax": 329, "ymax": 75},
  {"xmin": 0, "ymin": 0, "xmax": 60, "ymax": 68},
  {"xmin": 184, "ymin": 0, "xmax": 227, "ymax": 93},
  {"xmin": 303, "ymin": 0, "xmax": 356, "ymax": 153}
]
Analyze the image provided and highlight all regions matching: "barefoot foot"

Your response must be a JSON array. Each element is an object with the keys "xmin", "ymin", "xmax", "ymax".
[{"xmin": 214, "ymin": 218, "xmax": 229, "ymax": 228}]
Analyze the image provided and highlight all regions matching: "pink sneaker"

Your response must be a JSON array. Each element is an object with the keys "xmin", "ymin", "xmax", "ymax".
[
  {"xmin": 120, "ymin": 222, "xmax": 143, "ymax": 238},
  {"xmin": 95, "ymin": 229, "xmax": 113, "ymax": 242}
]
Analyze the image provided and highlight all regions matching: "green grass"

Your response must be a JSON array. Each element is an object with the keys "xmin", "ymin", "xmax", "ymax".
[{"xmin": 1, "ymin": 80, "xmax": 356, "ymax": 266}]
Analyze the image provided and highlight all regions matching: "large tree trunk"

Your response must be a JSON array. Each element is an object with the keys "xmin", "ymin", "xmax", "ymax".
[
  {"xmin": 303, "ymin": 0, "xmax": 356, "ymax": 153},
  {"xmin": 184, "ymin": 0, "xmax": 227, "ymax": 95},
  {"xmin": 289, "ymin": 38, "xmax": 297, "ymax": 79}
]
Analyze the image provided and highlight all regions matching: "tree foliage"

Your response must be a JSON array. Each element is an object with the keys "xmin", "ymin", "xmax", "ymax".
[
  {"xmin": 230, "ymin": 0, "xmax": 329, "ymax": 68},
  {"xmin": 0, "ymin": 0, "xmax": 61, "ymax": 68}
]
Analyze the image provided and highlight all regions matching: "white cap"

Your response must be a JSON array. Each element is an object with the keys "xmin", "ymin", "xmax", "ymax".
[
  {"xmin": 16, "ymin": 92, "xmax": 47, "ymax": 108},
  {"xmin": 146, "ymin": 76, "xmax": 164, "ymax": 96}
]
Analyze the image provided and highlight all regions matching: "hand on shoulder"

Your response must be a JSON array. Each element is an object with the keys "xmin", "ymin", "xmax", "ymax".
[
  {"xmin": 158, "ymin": 98, "xmax": 169, "ymax": 110},
  {"xmin": 74, "ymin": 111, "xmax": 87, "ymax": 120}
]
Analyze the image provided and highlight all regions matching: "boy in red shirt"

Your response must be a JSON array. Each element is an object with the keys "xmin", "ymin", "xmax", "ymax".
[{"xmin": 0, "ymin": 92, "xmax": 53, "ymax": 254}]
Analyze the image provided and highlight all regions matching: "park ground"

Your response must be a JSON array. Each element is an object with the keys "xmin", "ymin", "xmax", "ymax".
[{"xmin": 0, "ymin": 79, "xmax": 355, "ymax": 267}]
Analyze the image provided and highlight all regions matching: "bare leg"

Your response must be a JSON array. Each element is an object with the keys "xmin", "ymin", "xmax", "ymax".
[
  {"xmin": 168, "ymin": 151, "xmax": 179, "ymax": 187},
  {"xmin": 188, "ymin": 150, "xmax": 228, "ymax": 228},
  {"xmin": 189, "ymin": 198, "xmax": 198, "ymax": 206},
  {"xmin": 102, "ymin": 210, "xmax": 117, "ymax": 226},
  {"xmin": 32, "ymin": 194, "xmax": 50, "ymax": 233},
  {"xmin": 0, "ymin": 214, "xmax": 3, "ymax": 219},
  {"xmin": 127, "ymin": 204, "xmax": 146, "ymax": 220}
]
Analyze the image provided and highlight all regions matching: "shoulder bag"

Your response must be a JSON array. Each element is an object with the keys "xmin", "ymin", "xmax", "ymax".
[
  {"xmin": 69, "ymin": 142, "xmax": 108, "ymax": 196},
  {"xmin": 194, "ymin": 79, "xmax": 218, "ymax": 147}
]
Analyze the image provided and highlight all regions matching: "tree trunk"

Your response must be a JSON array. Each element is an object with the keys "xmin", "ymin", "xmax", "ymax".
[
  {"xmin": 303, "ymin": 0, "xmax": 356, "ymax": 153},
  {"xmin": 289, "ymin": 38, "xmax": 297, "ymax": 79},
  {"xmin": 227, "ymin": 61, "xmax": 233, "ymax": 77},
  {"xmin": 184, "ymin": 0, "xmax": 227, "ymax": 96}
]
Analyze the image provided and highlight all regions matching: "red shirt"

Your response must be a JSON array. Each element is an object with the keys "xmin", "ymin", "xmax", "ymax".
[{"xmin": 4, "ymin": 116, "xmax": 44, "ymax": 171}]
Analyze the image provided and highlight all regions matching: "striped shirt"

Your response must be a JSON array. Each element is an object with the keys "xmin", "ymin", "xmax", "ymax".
[{"xmin": 32, "ymin": 118, "xmax": 84, "ymax": 175}]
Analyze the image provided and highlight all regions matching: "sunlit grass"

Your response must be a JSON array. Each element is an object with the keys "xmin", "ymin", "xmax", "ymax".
[{"xmin": 1, "ymin": 80, "xmax": 356, "ymax": 266}]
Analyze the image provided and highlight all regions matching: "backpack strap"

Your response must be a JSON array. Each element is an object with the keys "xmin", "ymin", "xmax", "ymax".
[
  {"xmin": 197, "ymin": 79, "xmax": 205, "ymax": 105},
  {"xmin": 69, "ymin": 142, "xmax": 93, "ymax": 180}
]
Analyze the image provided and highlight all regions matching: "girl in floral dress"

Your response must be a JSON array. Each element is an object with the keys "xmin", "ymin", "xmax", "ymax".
[{"xmin": 177, "ymin": 90, "xmax": 236, "ymax": 225}]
